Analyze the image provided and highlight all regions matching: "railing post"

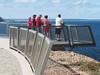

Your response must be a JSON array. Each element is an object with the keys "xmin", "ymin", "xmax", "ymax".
[
  {"xmin": 17, "ymin": 27, "xmax": 20, "ymax": 50},
  {"xmin": 24, "ymin": 29, "xmax": 30, "ymax": 55},
  {"xmin": 68, "ymin": 26, "xmax": 73, "ymax": 47}
]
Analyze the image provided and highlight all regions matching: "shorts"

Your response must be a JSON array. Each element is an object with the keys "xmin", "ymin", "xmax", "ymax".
[
  {"xmin": 55, "ymin": 28, "xmax": 62, "ymax": 34},
  {"xmin": 43, "ymin": 27, "xmax": 49, "ymax": 32}
]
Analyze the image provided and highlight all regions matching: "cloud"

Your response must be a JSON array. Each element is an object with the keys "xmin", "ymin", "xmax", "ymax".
[
  {"xmin": 74, "ymin": 0, "xmax": 89, "ymax": 6},
  {"xmin": 15, "ymin": 0, "xmax": 37, "ymax": 3},
  {"xmin": 73, "ymin": 0, "xmax": 100, "ymax": 8},
  {"xmin": 52, "ymin": 0, "xmax": 61, "ymax": 4},
  {"xmin": 0, "ymin": 0, "xmax": 14, "ymax": 4}
]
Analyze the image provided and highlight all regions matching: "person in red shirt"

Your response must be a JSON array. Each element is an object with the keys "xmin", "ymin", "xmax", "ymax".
[
  {"xmin": 36, "ymin": 15, "xmax": 42, "ymax": 32},
  {"xmin": 27, "ymin": 17, "xmax": 31, "ymax": 29},
  {"xmin": 31, "ymin": 14, "xmax": 36, "ymax": 30},
  {"xmin": 43, "ymin": 15, "xmax": 49, "ymax": 36}
]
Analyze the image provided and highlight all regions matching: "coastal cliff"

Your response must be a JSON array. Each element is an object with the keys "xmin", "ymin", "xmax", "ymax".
[
  {"xmin": 0, "ymin": 17, "xmax": 5, "ymax": 22},
  {"xmin": 44, "ymin": 51, "xmax": 100, "ymax": 75}
]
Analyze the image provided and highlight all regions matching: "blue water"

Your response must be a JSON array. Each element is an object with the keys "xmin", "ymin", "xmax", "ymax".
[
  {"xmin": 63, "ymin": 19, "xmax": 100, "ymax": 61},
  {"xmin": 1, "ymin": 19, "xmax": 100, "ymax": 61}
]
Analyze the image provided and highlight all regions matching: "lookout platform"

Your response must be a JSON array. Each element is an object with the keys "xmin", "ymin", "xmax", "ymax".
[{"xmin": 0, "ymin": 36, "xmax": 34, "ymax": 75}]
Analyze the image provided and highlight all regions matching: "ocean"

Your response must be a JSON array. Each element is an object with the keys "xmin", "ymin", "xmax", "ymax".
[{"xmin": 0, "ymin": 19, "xmax": 100, "ymax": 61}]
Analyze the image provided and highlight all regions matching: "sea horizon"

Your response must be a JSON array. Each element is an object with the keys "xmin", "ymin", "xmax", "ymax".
[{"xmin": 0, "ymin": 19, "xmax": 100, "ymax": 61}]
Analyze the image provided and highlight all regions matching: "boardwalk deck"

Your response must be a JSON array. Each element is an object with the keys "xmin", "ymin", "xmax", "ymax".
[
  {"xmin": 0, "ymin": 37, "xmax": 34, "ymax": 75},
  {"xmin": 51, "ymin": 26, "xmax": 95, "ymax": 50}
]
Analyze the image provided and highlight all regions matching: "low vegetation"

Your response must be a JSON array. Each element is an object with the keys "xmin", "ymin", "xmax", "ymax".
[{"xmin": 71, "ymin": 61, "xmax": 100, "ymax": 75}]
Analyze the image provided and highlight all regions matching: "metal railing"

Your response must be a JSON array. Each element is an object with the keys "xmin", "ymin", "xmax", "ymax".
[
  {"xmin": 9, "ymin": 24, "xmax": 96, "ymax": 75},
  {"xmin": 0, "ymin": 22, "xmax": 27, "ymax": 36},
  {"xmin": 17, "ymin": 25, "xmax": 96, "ymax": 48},
  {"xmin": 0, "ymin": 22, "xmax": 9, "ymax": 36},
  {"xmin": 68, "ymin": 26, "xmax": 96, "ymax": 47},
  {"xmin": 9, "ymin": 26, "xmax": 53, "ymax": 75},
  {"xmin": 18, "ymin": 25, "xmax": 95, "ymax": 47}
]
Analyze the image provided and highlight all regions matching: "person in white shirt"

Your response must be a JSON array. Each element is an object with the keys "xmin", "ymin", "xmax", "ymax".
[{"xmin": 55, "ymin": 14, "xmax": 63, "ymax": 41}]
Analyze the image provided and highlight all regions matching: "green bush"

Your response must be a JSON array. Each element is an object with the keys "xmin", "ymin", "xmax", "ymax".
[
  {"xmin": 90, "ymin": 71, "xmax": 100, "ymax": 75},
  {"xmin": 79, "ymin": 62, "xmax": 100, "ymax": 71},
  {"xmin": 70, "ymin": 62, "xmax": 84, "ymax": 66}
]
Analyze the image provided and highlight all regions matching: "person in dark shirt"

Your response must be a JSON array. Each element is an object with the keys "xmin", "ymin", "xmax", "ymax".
[{"xmin": 31, "ymin": 14, "xmax": 36, "ymax": 30}]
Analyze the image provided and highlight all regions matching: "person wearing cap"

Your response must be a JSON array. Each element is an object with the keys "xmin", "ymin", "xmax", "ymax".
[{"xmin": 31, "ymin": 14, "xmax": 36, "ymax": 30}]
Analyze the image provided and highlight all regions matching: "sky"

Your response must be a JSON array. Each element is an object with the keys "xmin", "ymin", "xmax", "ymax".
[{"xmin": 0, "ymin": 0, "xmax": 100, "ymax": 19}]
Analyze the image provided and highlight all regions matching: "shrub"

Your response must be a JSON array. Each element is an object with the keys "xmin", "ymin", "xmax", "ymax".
[{"xmin": 79, "ymin": 62, "xmax": 100, "ymax": 71}]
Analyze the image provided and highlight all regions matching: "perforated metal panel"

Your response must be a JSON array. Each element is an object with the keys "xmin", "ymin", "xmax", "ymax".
[
  {"xmin": 62, "ymin": 26, "xmax": 70, "ymax": 45},
  {"xmin": 36, "ymin": 37, "xmax": 53, "ymax": 75},
  {"xmin": 13, "ymin": 28, "xmax": 19, "ymax": 48},
  {"xmin": 9, "ymin": 26, "xmax": 19, "ymax": 48},
  {"xmin": 18, "ymin": 28, "xmax": 28, "ymax": 52},
  {"xmin": 9, "ymin": 27, "xmax": 13, "ymax": 47},
  {"xmin": 31, "ymin": 33, "xmax": 45, "ymax": 70},
  {"xmin": 49, "ymin": 26, "xmax": 56, "ymax": 40},
  {"xmin": 62, "ymin": 26, "xmax": 95, "ymax": 47},
  {"xmin": 25, "ymin": 30, "xmax": 37, "ymax": 59},
  {"xmin": 70, "ymin": 26, "xmax": 95, "ymax": 47},
  {"xmin": 0, "ymin": 23, "xmax": 8, "ymax": 35}
]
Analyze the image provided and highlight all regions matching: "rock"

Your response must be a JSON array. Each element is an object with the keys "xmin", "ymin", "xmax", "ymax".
[{"xmin": 0, "ymin": 17, "xmax": 5, "ymax": 22}]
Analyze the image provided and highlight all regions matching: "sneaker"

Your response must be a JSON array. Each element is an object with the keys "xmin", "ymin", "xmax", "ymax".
[
  {"xmin": 58, "ymin": 39, "xmax": 61, "ymax": 41},
  {"xmin": 56, "ymin": 38, "xmax": 61, "ymax": 41},
  {"xmin": 55, "ymin": 38, "xmax": 59, "ymax": 40}
]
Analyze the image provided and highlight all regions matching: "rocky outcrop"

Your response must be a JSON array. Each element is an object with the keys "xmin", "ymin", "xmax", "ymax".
[
  {"xmin": 0, "ymin": 17, "xmax": 5, "ymax": 22},
  {"xmin": 44, "ymin": 51, "xmax": 99, "ymax": 75}
]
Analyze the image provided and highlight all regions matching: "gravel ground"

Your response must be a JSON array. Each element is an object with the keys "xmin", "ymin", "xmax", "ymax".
[
  {"xmin": 44, "ymin": 59, "xmax": 76, "ymax": 75},
  {"xmin": 44, "ymin": 51, "xmax": 98, "ymax": 75}
]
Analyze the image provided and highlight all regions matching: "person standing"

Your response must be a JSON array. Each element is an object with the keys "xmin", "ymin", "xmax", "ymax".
[
  {"xmin": 31, "ymin": 14, "xmax": 36, "ymax": 30},
  {"xmin": 36, "ymin": 15, "xmax": 42, "ymax": 32},
  {"xmin": 27, "ymin": 17, "xmax": 31, "ymax": 29},
  {"xmin": 43, "ymin": 15, "xmax": 49, "ymax": 36},
  {"xmin": 55, "ymin": 14, "xmax": 63, "ymax": 41}
]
